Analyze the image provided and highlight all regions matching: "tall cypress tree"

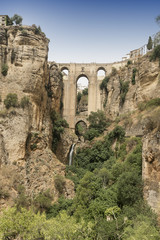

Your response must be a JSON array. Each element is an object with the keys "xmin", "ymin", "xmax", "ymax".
[{"xmin": 147, "ymin": 36, "xmax": 153, "ymax": 50}]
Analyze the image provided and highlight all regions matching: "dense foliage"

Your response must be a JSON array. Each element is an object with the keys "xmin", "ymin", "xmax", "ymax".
[
  {"xmin": 84, "ymin": 110, "xmax": 109, "ymax": 140},
  {"xmin": 0, "ymin": 124, "xmax": 159, "ymax": 239},
  {"xmin": 10, "ymin": 14, "xmax": 23, "ymax": 25}
]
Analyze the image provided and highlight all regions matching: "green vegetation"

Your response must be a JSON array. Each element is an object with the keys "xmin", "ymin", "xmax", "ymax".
[
  {"xmin": 119, "ymin": 80, "xmax": 129, "ymax": 106},
  {"xmin": 1, "ymin": 64, "xmax": 8, "ymax": 76},
  {"xmin": 127, "ymin": 60, "xmax": 132, "ymax": 66},
  {"xmin": 4, "ymin": 93, "xmax": 18, "ymax": 109},
  {"xmin": 147, "ymin": 36, "xmax": 153, "ymax": 50},
  {"xmin": 33, "ymin": 190, "xmax": 53, "ymax": 213},
  {"xmin": 0, "ymin": 124, "xmax": 159, "ymax": 239},
  {"xmin": 20, "ymin": 96, "xmax": 30, "ymax": 109},
  {"xmin": 50, "ymin": 110, "xmax": 69, "ymax": 152},
  {"xmin": 76, "ymin": 87, "xmax": 88, "ymax": 114},
  {"xmin": 84, "ymin": 110, "xmax": 109, "ymax": 140},
  {"xmin": 99, "ymin": 76, "xmax": 109, "ymax": 91},
  {"xmin": 32, "ymin": 24, "xmax": 46, "ymax": 37},
  {"xmin": 77, "ymin": 91, "xmax": 82, "ymax": 103},
  {"xmin": 64, "ymin": 129, "xmax": 159, "ymax": 239},
  {"xmin": 11, "ymin": 50, "xmax": 16, "ymax": 64},
  {"xmin": 11, "ymin": 14, "xmax": 23, "ymax": 25},
  {"xmin": 150, "ymin": 45, "xmax": 160, "ymax": 65},
  {"xmin": 110, "ymin": 67, "xmax": 117, "ymax": 76},
  {"xmin": 54, "ymin": 175, "xmax": 66, "ymax": 195},
  {"xmin": 156, "ymin": 15, "xmax": 160, "ymax": 26},
  {"xmin": 138, "ymin": 98, "xmax": 160, "ymax": 111},
  {"xmin": 131, "ymin": 68, "xmax": 137, "ymax": 85},
  {"xmin": 0, "ymin": 109, "xmax": 7, "ymax": 118},
  {"xmin": 15, "ymin": 185, "xmax": 30, "ymax": 210},
  {"xmin": 99, "ymin": 76, "xmax": 110, "ymax": 107}
]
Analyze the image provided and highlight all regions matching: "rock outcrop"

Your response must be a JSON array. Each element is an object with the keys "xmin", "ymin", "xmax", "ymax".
[
  {"xmin": 0, "ymin": 25, "xmax": 74, "ymax": 208},
  {"xmin": 142, "ymin": 130, "xmax": 160, "ymax": 222},
  {"xmin": 103, "ymin": 55, "xmax": 160, "ymax": 119}
]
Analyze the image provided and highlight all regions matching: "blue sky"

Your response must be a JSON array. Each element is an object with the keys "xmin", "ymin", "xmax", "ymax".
[{"xmin": 1, "ymin": 0, "xmax": 160, "ymax": 63}]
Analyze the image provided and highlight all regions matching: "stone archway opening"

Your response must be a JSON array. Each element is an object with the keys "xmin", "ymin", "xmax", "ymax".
[
  {"xmin": 61, "ymin": 67, "xmax": 69, "ymax": 80},
  {"xmin": 97, "ymin": 67, "xmax": 106, "ymax": 80},
  {"xmin": 75, "ymin": 120, "xmax": 87, "ymax": 138},
  {"xmin": 76, "ymin": 75, "xmax": 89, "ymax": 116}
]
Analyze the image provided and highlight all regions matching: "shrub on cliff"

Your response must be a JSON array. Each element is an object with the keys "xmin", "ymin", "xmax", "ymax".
[
  {"xmin": 20, "ymin": 96, "xmax": 30, "ymax": 109},
  {"xmin": 119, "ymin": 80, "xmax": 129, "ymax": 106},
  {"xmin": 150, "ymin": 44, "xmax": 160, "ymax": 65},
  {"xmin": 54, "ymin": 175, "xmax": 66, "ymax": 195},
  {"xmin": 99, "ymin": 76, "xmax": 109, "ymax": 91},
  {"xmin": 33, "ymin": 190, "xmax": 53, "ymax": 212},
  {"xmin": 1, "ymin": 64, "xmax": 8, "ymax": 76},
  {"xmin": 4, "ymin": 93, "xmax": 18, "ymax": 109}
]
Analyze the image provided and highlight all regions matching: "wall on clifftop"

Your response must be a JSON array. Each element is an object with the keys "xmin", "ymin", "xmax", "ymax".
[{"xmin": 0, "ymin": 25, "xmax": 74, "ymax": 208}]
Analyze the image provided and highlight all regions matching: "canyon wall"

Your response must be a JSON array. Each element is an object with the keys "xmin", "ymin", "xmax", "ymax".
[
  {"xmin": 102, "ymin": 55, "xmax": 160, "ymax": 220},
  {"xmin": 0, "ymin": 25, "xmax": 74, "ymax": 208}
]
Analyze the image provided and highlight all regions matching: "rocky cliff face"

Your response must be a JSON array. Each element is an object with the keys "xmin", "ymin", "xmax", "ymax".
[
  {"xmin": 0, "ymin": 25, "xmax": 74, "ymax": 208},
  {"xmin": 142, "ymin": 130, "xmax": 160, "ymax": 222},
  {"xmin": 104, "ymin": 55, "xmax": 160, "ymax": 120}
]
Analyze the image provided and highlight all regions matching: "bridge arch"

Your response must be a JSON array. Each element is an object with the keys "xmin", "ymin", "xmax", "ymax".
[
  {"xmin": 75, "ymin": 120, "xmax": 88, "ymax": 136},
  {"xmin": 97, "ymin": 67, "xmax": 106, "ymax": 80},
  {"xmin": 61, "ymin": 67, "xmax": 69, "ymax": 75},
  {"xmin": 97, "ymin": 66, "xmax": 106, "ymax": 72},
  {"xmin": 76, "ymin": 74, "xmax": 89, "ymax": 116}
]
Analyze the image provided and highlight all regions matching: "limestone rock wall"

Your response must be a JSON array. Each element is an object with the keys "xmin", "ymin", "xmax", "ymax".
[
  {"xmin": 142, "ymin": 131, "xmax": 160, "ymax": 222},
  {"xmin": 104, "ymin": 55, "xmax": 160, "ymax": 119},
  {"xmin": 0, "ymin": 25, "xmax": 74, "ymax": 208}
]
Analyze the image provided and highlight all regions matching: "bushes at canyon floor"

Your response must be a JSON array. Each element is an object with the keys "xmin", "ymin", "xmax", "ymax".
[{"xmin": 0, "ymin": 125, "xmax": 159, "ymax": 239}]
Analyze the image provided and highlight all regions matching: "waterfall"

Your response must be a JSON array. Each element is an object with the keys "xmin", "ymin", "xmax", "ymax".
[{"xmin": 69, "ymin": 143, "xmax": 75, "ymax": 166}]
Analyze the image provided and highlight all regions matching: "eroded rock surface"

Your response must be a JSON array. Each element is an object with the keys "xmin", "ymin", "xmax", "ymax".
[{"xmin": 0, "ymin": 25, "xmax": 74, "ymax": 207}]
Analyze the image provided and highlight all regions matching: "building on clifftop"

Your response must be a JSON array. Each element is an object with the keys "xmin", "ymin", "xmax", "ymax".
[{"xmin": 0, "ymin": 15, "xmax": 11, "ymax": 26}]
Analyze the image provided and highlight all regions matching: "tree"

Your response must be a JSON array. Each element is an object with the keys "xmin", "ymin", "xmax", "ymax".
[
  {"xmin": 87, "ymin": 110, "xmax": 107, "ymax": 133},
  {"xmin": 147, "ymin": 36, "xmax": 153, "ymax": 50},
  {"xmin": 123, "ymin": 215, "xmax": 160, "ymax": 240},
  {"xmin": 0, "ymin": 207, "xmax": 46, "ymax": 240},
  {"xmin": 82, "ymin": 87, "xmax": 88, "ymax": 95},
  {"xmin": 77, "ymin": 92, "xmax": 82, "ymax": 103},
  {"xmin": 156, "ymin": 15, "xmax": 160, "ymax": 26},
  {"xmin": 11, "ymin": 14, "xmax": 23, "ymax": 25},
  {"xmin": 117, "ymin": 171, "xmax": 142, "ymax": 206}
]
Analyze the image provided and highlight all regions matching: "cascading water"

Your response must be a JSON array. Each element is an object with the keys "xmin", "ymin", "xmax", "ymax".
[{"xmin": 69, "ymin": 143, "xmax": 75, "ymax": 166}]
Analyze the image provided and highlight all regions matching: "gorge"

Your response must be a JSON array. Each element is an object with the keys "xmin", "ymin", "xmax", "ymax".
[{"xmin": 0, "ymin": 23, "xmax": 160, "ymax": 239}]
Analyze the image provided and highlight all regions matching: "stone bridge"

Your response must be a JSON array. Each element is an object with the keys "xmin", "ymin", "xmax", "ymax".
[{"xmin": 57, "ymin": 61, "xmax": 127, "ymax": 129}]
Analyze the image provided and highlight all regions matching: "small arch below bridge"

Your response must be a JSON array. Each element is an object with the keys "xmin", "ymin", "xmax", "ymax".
[{"xmin": 75, "ymin": 119, "xmax": 88, "ymax": 138}]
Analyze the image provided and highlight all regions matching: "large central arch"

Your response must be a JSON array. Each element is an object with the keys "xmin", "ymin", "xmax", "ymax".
[{"xmin": 57, "ymin": 62, "xmax": 126, "ymax": 129}]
